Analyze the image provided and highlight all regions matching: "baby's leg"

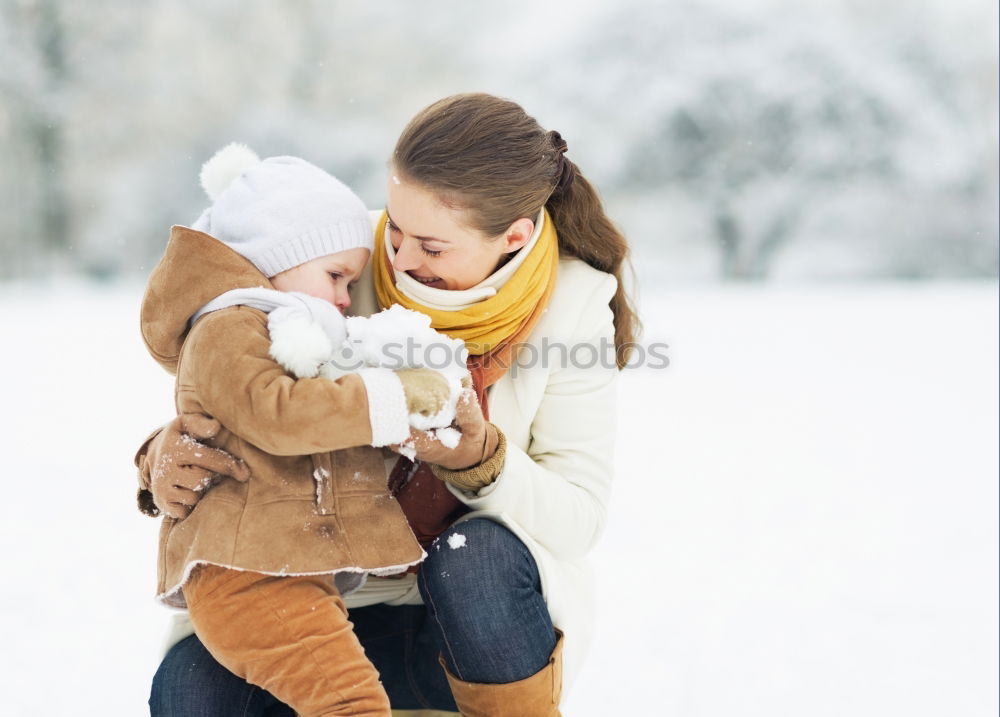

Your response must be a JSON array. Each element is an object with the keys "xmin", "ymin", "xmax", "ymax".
[{"xmin": 184, "ymin": 565, "xmax": 390, "ymax": 717}]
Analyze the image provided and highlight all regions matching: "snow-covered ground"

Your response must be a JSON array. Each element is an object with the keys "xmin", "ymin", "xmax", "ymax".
[{"xmin": 1, "ymin": 280, "xmax": 996, "ymax": 716}]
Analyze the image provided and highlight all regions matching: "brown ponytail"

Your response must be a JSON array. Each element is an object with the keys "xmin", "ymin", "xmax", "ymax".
[{"xmin": 393, "ymin": 93, "xmax": 640, "ymax": 368}]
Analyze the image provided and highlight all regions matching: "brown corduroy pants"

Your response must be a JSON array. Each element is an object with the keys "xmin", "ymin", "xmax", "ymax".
[{"xmin": 184, "ymin": 564, "xmax": 391, "ymax": 717}]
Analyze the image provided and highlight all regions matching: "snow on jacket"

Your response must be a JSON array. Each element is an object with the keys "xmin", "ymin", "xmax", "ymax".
[{"xmin": 140, "ymin": 226, "xmax": 423, "ymax": 608}]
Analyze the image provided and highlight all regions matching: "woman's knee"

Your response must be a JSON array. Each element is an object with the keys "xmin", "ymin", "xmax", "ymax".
[
  {"xmin": 416, "ymin": 520, "xmax": 557, "ymax": 683},
  {"xmin": 418, "ymin": 519, "xmax": 539, "ymax": 606}
]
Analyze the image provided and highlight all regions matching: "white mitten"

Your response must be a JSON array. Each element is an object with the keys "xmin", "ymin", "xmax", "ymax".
[
  {"xmin": 267, "ymin": 292, "xmax": 348, "ymax": 379},
  {"xmin": 268, "ymin": 307, "xmax": 334, "ymax": 378}
]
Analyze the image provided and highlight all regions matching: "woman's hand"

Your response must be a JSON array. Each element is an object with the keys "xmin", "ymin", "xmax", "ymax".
[
  {"xmin": 394, "ymin": 389, "xmax": 502, "ymax": 480},
  {"xmin": 137, "ymin": 414, "xmax": 251, "ymax": 519}
]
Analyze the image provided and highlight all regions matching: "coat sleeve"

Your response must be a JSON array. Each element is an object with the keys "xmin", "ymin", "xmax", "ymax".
[
  {"xmin": 449, "ymin": 272, "xmax": 619, "ymax": 560},
  {"xmin": 179, "ymin": 307, "xmax": 410, "ymax": 456}
]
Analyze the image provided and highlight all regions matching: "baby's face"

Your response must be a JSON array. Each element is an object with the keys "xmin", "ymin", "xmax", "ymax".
[{"xmin": 270, "ymin": 248, "xmax": 370, "ymax": 313}]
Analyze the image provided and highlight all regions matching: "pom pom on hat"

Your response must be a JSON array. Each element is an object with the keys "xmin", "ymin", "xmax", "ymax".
[{"xmin": 200, "ymin": 143, "xmax": 260, "ymax": 200}]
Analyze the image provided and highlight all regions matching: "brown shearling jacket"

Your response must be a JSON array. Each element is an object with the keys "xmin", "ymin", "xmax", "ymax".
[{"xmin": 141, "ymin": 226, "xmax": 423, "ymax": 607}]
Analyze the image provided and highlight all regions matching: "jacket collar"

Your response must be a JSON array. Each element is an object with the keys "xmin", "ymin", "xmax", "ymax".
[{"xmin": 140, "ymin": 225, "xmax": 270, "ymax": 373}]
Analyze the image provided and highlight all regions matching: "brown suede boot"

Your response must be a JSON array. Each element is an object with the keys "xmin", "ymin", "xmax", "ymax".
[
  {"xmin": 185, "ymin": 565, "xmax": 391, "ymax": 717},
  {"xmin": 440, "ymin": 631, "xmax": 564, "ymax": 717}
]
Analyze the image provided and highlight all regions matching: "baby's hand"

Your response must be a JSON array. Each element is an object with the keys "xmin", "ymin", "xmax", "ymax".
[
  {"xmin": 267, "ymin": 309, "xmax": 334, "ymax": 379},
  {"xmin": 395, "ymin": 368, "xmax": 451, "ymax": 417}
]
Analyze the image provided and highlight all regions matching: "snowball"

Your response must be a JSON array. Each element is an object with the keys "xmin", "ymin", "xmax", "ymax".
[
  {"xmin": 344, "ymin": 305, "xmax": 468, "ymax": 382},
  {"xmin": 271, "ymin": 302, "xmax": 470, "ymax": 432},
  {"xmin": 434, "ymin": 426, "xmax": 462, "ymax": 449}
]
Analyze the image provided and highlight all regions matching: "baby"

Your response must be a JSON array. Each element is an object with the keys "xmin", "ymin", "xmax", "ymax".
[{"xmin": 139, "ymin": 144, "xmax": 459, "ymax": 716}]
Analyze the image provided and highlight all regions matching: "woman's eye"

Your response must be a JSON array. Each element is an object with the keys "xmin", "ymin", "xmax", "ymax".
[
  {"xmin": 420, "ymin": 245, "xmax": 443, "ymax": 257},
  {"xmin": 329, "ymin": 272, "xmax": 342, "ymax": 281},
  {"xmin": 387, "ymin": 220, "xmax": 400, "ymax": 233}
]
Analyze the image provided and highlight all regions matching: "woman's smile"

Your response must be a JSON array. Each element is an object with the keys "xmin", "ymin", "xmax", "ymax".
[{"xmin": 407, "ymin": 271, "xmax": 443, "ymax": 286}]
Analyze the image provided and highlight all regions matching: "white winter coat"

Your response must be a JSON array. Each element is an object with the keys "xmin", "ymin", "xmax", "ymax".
[{"xmin": 453, "ymin": 255, "xmax": 618, "ymax": 688}]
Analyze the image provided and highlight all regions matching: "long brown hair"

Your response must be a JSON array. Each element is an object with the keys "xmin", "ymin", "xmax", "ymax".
[{"xmin": 392, "ymin": 93, "xmax": 640, "ymax": 368}]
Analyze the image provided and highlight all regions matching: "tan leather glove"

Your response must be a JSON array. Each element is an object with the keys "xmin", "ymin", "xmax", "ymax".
[
  {"xmin": 393, "ymin": 388, "xmax": 504, "ymax": 491},
  {"xmin": 136, "ymin": 414, "xmax": 251, "ymax": 519},
  {"xmin": 396, "ymin": 367, "xmax": 452, "ymax": 417},
  {"xmin": 431, "ymin": 428, "xmax": 505, "ymax": 493}
]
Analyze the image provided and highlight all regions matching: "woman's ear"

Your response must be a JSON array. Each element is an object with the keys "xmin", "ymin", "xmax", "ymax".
[{"xmin": 502, "ymin": 218, "xmax": 534, "ymax": 254}]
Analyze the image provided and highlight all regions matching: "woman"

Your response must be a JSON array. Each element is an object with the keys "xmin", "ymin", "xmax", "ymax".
[{"xmin": 141, "ymin": 93, "xmax": 638, "ymax": 716}]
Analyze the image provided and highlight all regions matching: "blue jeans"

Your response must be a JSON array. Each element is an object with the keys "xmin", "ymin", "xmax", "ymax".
[{"xmin": 149, "ymin": 519, "xmax": 557, "ymax": 714}]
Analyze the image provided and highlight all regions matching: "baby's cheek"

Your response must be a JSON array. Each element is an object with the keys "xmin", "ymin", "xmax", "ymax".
[{"xmin": 301, "ymin": 285, "xmax": 334, "ymax": 305}]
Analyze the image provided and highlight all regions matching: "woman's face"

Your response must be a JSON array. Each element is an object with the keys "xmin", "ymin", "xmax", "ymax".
[{"xmin": 385, "ymin": 173, "xmax": 532, "ymax": 291}]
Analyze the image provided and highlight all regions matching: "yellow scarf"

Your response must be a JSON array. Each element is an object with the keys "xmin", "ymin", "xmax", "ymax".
[{"xmin": 373, "ymin": 209, "xmax": 558, "ymax": 356}]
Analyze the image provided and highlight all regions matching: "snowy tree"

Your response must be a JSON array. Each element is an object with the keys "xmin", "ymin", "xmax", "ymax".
[
  {"xmin": 623, "ymin": 52, "xmax": 904, "ymax": 279},
  {"xmin": 0, "ymin": 1, "xmax": 489, "ymax": 278},
  {"xmin": 0, "ymin": 0, "xmax": 72, "ymax": 277},
  {"xmin": 0, "ymin": 0, "xmax": 994, "ymax": 281},
  {"xmin": 532, "ymin": 0, "xmax": 998, "ymax": 279}
]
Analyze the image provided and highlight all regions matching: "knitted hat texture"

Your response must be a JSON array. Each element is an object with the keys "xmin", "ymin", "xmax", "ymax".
[{"xmin": 194, "ymin": 143, "xmax": 372, "ymax": 277}]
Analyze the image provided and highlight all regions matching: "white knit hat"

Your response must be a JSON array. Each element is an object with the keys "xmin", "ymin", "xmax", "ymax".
[{"xmin": 192, "ymin": 143, "xmax": 373, "ymax": 277}]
